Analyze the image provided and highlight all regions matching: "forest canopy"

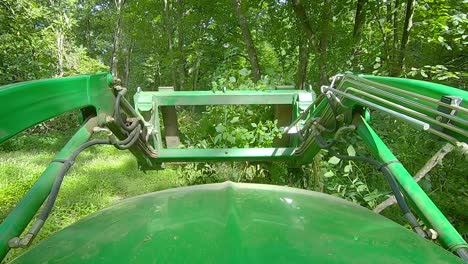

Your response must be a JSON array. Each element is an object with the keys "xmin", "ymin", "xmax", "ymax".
[{"xmin": 0, "ymin": 0, "xmax": 466, "ymax": 91}]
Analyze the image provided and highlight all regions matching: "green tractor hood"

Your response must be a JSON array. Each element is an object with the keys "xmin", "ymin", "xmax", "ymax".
[{"xmin": 12, "ymin": 182, "xmax": 461, "ymax": 263}]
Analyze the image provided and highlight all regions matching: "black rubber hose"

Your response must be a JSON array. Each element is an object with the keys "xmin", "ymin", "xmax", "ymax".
[
  {"xmin": 315, "ymin": 132, "xmax": 336, "ymax": 149},
  {"xmin": 297, "ymin": 95, "xmax": 339, "ymax": 141},
  {"xmin": 112, "ymin": 124, "xmax": 141, "ymax": 150},
  {"xmin": 379, "ymin": 167, "xmax": 427, "ymax": 237},
  {"xmin": 9, "ymin": 140, "xmax": 110, "ymax": 247},
  {"xmin": 39, "ymin": 139, "xmax": 110, "ymax": 221},
  {"xmin": 324, "ymin": 95, "xmax": 339, "ymax": 133},
  {"xmin": 331, "ymin": 150, "xmax": 426, "ymax": 236},
  {"xmin": 114, "ymin": 89, "xmax": 139, "ymax": 132},
  {"xmin": 15, "ymin": 139, "xmax": 113, "ymax": 247},
  {"xmin": 19, "ymin": 89, "xmax": 143, "ymax": 245},
  {"xmin": 111, "ymin": 123, "xmax": 140, "ymax": 147},
  {"xmin": 317, "ymin": 133, "xmax": 426, "ymax": 237},
  {"xmin": 455, "ymin": 248, "xmax": 468, "ymax": 262}
]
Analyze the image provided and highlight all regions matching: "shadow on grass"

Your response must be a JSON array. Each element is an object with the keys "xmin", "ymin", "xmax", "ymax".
[
  {"xmin": 1, "ymin": 134, "xmax": 182, "ymax": 262},
  {"xmin": 0, "ymin": 132, "xmax": 75, "ymax": 152}
]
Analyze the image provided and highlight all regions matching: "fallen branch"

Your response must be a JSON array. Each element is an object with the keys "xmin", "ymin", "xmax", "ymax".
[{"xmin": 373, "ymin": 143, "xmax": 455, "ymax": 213}]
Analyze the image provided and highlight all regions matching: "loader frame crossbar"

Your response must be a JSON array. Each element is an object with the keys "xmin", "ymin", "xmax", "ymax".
[{"xmin": 0, "ymin": 72, "xmax": 467, "ymax": 261}]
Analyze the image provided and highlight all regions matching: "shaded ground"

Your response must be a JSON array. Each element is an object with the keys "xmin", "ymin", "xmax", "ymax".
[{"xmin": 0, "ymin": 133, "xmax": 179, "ymax": 262}]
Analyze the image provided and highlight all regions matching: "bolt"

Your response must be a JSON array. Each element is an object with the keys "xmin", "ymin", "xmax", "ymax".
[
  {"xmin": 106, "ymin": 116, "xmax": 115, "ymax": 124},
  {"xmin": 427, "ymin": 229, "xmax": 438, "ymax": 240},
  {"xmin": 112, "ymin": 78, "xmax": 122, "ymax": 85},
  {"xmin": 93, "ymin": 127, "xmax": 112, "ymax": 136},
  {"xmin": 336, "ymin": 114, "xmax": 344, "ymax": 122},
  {"xmin": 8, "ymin": 237, "xmax": 21, "ymax": 248}
]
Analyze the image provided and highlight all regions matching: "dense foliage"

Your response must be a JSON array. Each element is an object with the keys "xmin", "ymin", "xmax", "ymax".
[
  {"xmin": 0, "ymin": 0, "xmax": 467, "ymax": 248},
  {"xmin": 1, "ymin": 0, "xmax": 466, "ymax": 88}
]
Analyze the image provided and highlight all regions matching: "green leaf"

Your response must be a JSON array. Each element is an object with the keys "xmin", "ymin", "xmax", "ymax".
[
  {"xmin": 215, "ymin": 124, "xmax": 225, "ymax": 133},
  {"xmin": 357, "ymin": 185, "xmax": 367, "ymax": 192},
  {"xmin": 227, "ymin": 135, "xmax": 235, "ymax": 144},
  {"xmin": 239, "ymin": 68, "xmax": 250, "ymax": 76},
  {"xmin": 229, "ymin": 76, "xmax": 236, "ymax": 83},
  {"xmin": 324, "ymin": 171, "xmax": 334, "ymax": 177},
  {"xmin": 364, "ymin": 193, "xmax": 384, "ymax": 202},
  {"xmin": 230, "ymin": 117, "xmax": 239, "ymax": 123},
  {"xmin": 347, "ymin": 145, "xmax": 356, "ymax": 156},
  {"xmin": 328, "ymin": 156, "xmax": 341, "ymax": 165},
  {"xmin": 344, "ymin": 164, "xmax": 353, "ymax": 173},
  {"xmin": 251, "ymin": 123, "xmax": 257, "ymax": 128}
]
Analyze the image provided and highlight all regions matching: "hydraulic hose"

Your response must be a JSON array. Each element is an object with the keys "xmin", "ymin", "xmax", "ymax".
[
  {"xmin": 9, "ymin": 88, "xmax": 143, "ymax": 248},
  {"xmin": 455, "ymin": 248, "xmax": 468, "ymax": 262},
  {"xmin": 111, "ymin": 124, "xmax": 142, "ymax": 150},
  {"xmin": 316, "ymin": 134, "xmax": 426, "ymax": 238},
  {"xmin": 40, "ymin": 140, "xmax": 110, "ymax": 220},
  {"xmin": 9, "ymin": 139, "xmax": 110, "ymax": 248},
  {"xmin": 114, "ymin": 88, "xmax": 139, "ymax": 132},
  {"xmin": 11, "ymin": 123, "xmax": 142, "ymax": 248}
]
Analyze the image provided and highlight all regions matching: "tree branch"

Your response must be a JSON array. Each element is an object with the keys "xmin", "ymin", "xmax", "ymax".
[
  {"xmin": 373, "ymin": 143, "xmax": 455, "ymax": 213},
  {"xmin": 290, "ymin": 0, "xmax": 318, "ymax": 53}
]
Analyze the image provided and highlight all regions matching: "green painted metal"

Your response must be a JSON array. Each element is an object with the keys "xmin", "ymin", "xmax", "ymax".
[
  {"xmin": 11, "ymin": 182, "xmax": 462, "ymax": 264},
  {"xmin": 0, "ymin": 72, "xmax": 158, "ymax": 169},
  {"xmin": 0, "ymin": 73, "xmax": 114, "ymax": 143},
  {"xmin": 1, "ymin": 73, "xmax": 467, "ymax": 262},
  {"xmin": 291, "ymin": 74, "xmax": 468, "ymax": 167},
  {"xmin": 157, "ymin": 148, "xmax": 296, "ymax": 162},
  {"xmin": 0, "ymin": 118, "xmax": 97, "ymax": 260},
  {"xmin": 133, "ymin": 87, "xmax": 314, "ymax": 165},
  {"xmin": 326, "ymin": 74, "xmax": 467, "ymax": 142},
  {"xmin": 352, "ymin": 75, "xmax": 467, "ymax": 134},
  {"xmin": 355, "ymin": 115, "xmax": 468, "ymax": 253},
  {"xmin": 360, "ymin": 75, "xmax": 468, "ymax": 108},
  {"xmin": 130, "ymin": 73, "xmax": 468, "ymax": 167},
  {"xmin": 134, "ymin": 89, "xmax": 312, "ymax": 108}
]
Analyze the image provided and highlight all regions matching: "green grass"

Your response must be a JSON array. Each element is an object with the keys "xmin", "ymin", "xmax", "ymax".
[
  {"xmin": 1, "ymin": 127, "xmax": 466, "ymax": 262},
  {"xmin": 0, "ymin": 133, "xmax": 179, "ymax": 262}
]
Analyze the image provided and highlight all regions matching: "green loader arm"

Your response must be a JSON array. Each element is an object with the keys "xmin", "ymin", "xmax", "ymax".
[{"xmin": 0, "ymin": 72, "xmax": 466, "ymax": 261}]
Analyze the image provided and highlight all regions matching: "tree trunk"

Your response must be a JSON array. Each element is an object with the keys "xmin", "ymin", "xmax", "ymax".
[
  {"xmin": 110, "ymin": 0, "xmax": 125, "ymax": 79},
  {"xmin": 161, "ymin": 0, "xmax": 180, "ymax": 148},
  {"xmin": 163, "ymin": 0, "xmax": 177, "ymax": 89},
  {"xmin": 233, "ymin": 0, "xmax": 261, "ymax": 82},
  {"xmin": 56, "ymin": 31, "xmax": 64, "ymax": 77},
  {"xmin": 384, "ymin": 1, "xmax": 392, "ymax": 66},
  {"xmin": 353, "ymin": 0, "xmax": 367, "ymax": 40},
  {"xmin": 193, "ymin": 57, "xmax": 201, "ymax": 91},
  {"xmin": 124, "ymin": 38, "xmax": 134, "ymax": 88},
  {"xmin": 395, "ymin": 0, "xmax": 415, "ymax": 75},
  {"xmin": 389, "ymin": 0, "xmax": 400, "ymax": 76},
  {"xmin": 291, "ymin": 0, "xmax": 318, "ymax": 50},
  {"xmin": 318, "ymin": 0, "xmax": 332, "ymax": 86},
  {"xmin": 291, "ymin": 0, "xmax": 322, "ymax": 94},
  {"xmin": 177, "ymin": 0, "xmax": 185, "ymax": 90},
  {"xmin": 351, "ymin": 0, "xmax": 367, "ymax": 66},
  {"xmin": 296, "ymin": 36, "xmax": 309, "ymax": 90},
  {"xmin": 153, "ymin": 60, "xmax": 161, "ymax": 90}
]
